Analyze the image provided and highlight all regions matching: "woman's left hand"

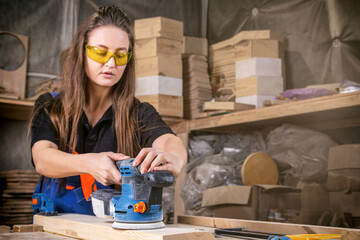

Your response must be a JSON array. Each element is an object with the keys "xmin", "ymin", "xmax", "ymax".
[{"xmin": 132, "ymin": 134, "xmax": 187, "ymax": 177}]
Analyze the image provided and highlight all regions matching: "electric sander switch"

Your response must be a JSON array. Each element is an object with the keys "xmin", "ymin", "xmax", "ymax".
[{"xmin": 134, "ymin": 201, "xmax": 146, "ymax": 213}]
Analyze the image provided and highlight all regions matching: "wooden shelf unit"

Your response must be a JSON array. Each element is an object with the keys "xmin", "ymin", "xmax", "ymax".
[{"xmin": 0, "ymin": 98, "xmax": 34, "ymax": 121}]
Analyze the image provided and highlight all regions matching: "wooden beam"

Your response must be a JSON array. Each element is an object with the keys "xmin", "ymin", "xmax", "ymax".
[
  {"xmin": 177, "ymin": 215, "xmax": 360, "ymax": 235},
  {"xmin": 34, "ymin": 214, "xmax": 215, "ymax": 240}
]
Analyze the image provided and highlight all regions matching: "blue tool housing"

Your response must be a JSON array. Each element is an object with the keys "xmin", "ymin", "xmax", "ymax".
[
  {"xmin": 112, "ymin": 158, "xmax": 174, "ymax": 223},
  {"xmin": 32, "ymin": 193, "xmax": 57, "ymax": 215}
]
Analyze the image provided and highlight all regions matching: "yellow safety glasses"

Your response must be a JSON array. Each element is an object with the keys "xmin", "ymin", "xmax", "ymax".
[{"xmin": 85, "ymin": 44, "xmax": 132, "ymax": 66}]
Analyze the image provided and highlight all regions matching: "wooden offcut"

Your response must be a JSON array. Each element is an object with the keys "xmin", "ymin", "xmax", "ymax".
[
  {"xmin": 234, "ymin": 39, "xmax": 282, "ymax": 61},
  {"xmin": 241, "ymin": 152, "xmax": 278, "ymax": 186},
  {"xmin": 135, "ymin": 56, "xmax": 182, "ymax": 79},
  {"xmin": 13, "ymin": 224, "xmax": 43, "ymax": 232},
  {"xmin": 134, "ymin": 17, "xmax": 183, "ymax": 41},
  {"xmin": 33, "ymin": 214, "xmax": 215, "ymax": 240},
  {"xmin": 182, "ymin": 36, "xmax": 208, "ymax": 56},
  {"xmin": 0, "ymin": 225, "xmax": 11, "ymax": 233},
  {"xmin": 135, "ymin": 37, "xmax": 182, "ymax": 59},
  {"xmin": 235, "ymin": 75, "xmax": 284, "ymax": 97},
  {"xmin": 137, "ymin": 94, "xmax": 183, "ymax": 117},
  {"xmin": 202, "ymin": 101, "xmax": 254, "ymax": 112}
]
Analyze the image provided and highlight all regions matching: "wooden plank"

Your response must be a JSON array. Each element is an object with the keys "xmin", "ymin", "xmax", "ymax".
[
  {"xmin": 231, "ymin": 30, "xmax": 285, "ymax": 46},
  {"xmin": 203, "ymin": 101, "xmax": 255, "ymax": 112},
  {"xmin": 135, "ymin": 37, "xmax": 182, "ymax": 59},
  {"xmin": 234, "ymin": 39, "xmax": 281, "ymax": 61},
  {"xmin": 0, "ymin": 98, "xmax": 34, "ymax": 121},
  {"xmin": 190, "ymin": 92, "xmax": 360, "ymax": 131},
  {"xmin": 0, "ymin": 225, "xmax": 11, "ymax": 233},
  {"xmin": 137, "ymin": 94, "xmax": 183, "ymax": 118},
  {"xmin": 134, "ymin": 17, "xmax": 183, "ymax": 41},
  {"xmin": 135, "ymin": 56, "xmax": 182, "ymax": 79},
  {"xmin": 177, "ymin": 215, "xmax": 359, "ymax": 235},
  {"xmin": 34, "ymin": 214, "xmax": 215, "ymax": 240},
  {"xmin": 182, "ymin": 36, "xmax": 208, "ymax": 56},
  {"xmin": 0, "ymin": 232, "xmax": 77, "ymax": 239},
  {"xmin": 13, "ymin": 224, "xmax": 43, "ymax": 232},
  {"xmin": 235, "ymin": 76, "xmax": 284, "ymax": 97}
]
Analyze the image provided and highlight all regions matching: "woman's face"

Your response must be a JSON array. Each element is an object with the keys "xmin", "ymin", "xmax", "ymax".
[{"xmin": 85, "ymin": 25, "xmax": 130, "ymax": 89}]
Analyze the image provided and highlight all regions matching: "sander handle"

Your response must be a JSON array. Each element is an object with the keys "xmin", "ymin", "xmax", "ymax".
[{"xmin": 144, "ymin": 171, "xmax": 174, "ymax": 187}]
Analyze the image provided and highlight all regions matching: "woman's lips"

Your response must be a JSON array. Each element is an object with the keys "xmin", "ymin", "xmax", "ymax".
[{"xmin": 102, "ymin": 71, "xmax": 114, "ymax": 77}]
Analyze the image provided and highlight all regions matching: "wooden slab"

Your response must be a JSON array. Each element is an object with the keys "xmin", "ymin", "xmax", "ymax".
[
  {"xmin": 235, "ymin": 95, "xmax": 277, "ymax": 108},
  {"xmin": 241, "ymin": 152, "xmax": 278, "ymax": 186},
  {"xmin": 235, "ymin": 76, "xmax": 284, "ymax": 97},
  {"xmin": 234, "ymin": 39, "xmax": 281, "ymax": 61},
  {"xmin": 135, "ymin": 37, "xmax": 182, "ymax": 59},
  {"xmin": 33, "ymin": 214, "xmax": 215, "ymax": 240},
  {"xmin": 134, "ymin": 17, "xmax": 183, "ymax": 41},
  {"xmin": 135, "ymin": 56, "xmax": 182, "ymax": 79},
  {"xmin": 203, "ymin": 101, "xmax": 255, "ymax": 112},
  {"xmin": 137, "ymin": 94, "xmax": 183, "ymax": 118},
  {"xmin": 182, "ymin": 36, "xmax": 208, "ymax": 56}
]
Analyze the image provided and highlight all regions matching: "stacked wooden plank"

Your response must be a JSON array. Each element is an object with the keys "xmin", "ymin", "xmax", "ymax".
[
  {"xmin": 234, "ymin": 31, "xmax": 285, "ymax": 108},
  {"xmin": 0, "ymin": 170, "xmax": 40, "ymax": 225},
  {"xmin": 209, "ymin": 30, "xmax": 285, "ymax": 105},
  {"xmin": 182, "ymin": 36, "xmax": 212, "ymax": 119},
  {"xmin": 134, "ymin": 17, "xmax": 184, "ymax": 117}
]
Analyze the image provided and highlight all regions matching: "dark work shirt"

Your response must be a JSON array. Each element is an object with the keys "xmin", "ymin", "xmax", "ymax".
[{"xmin": 31, "ymin": 93, "xmax": 174, "ymax": 156}]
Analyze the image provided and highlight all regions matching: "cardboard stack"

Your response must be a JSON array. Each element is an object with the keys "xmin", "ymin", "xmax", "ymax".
[
  {"xmin": 209, "ymin": 30, "xmax": 285, "ymax": 108},
  {"xmin": 182, "ymin": 37, "xmax": 212, "ymax": 119},
  {"xmin": 327, "ymin": 145, "xmax": 360, "ymax": 220},
  {"xmin": 134, "ymin": 17, "xmax": 184, "ymax": 117}
]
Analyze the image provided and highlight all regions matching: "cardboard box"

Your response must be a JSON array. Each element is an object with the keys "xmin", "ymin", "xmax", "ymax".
[
  {"xmin": 135, "ymin": 56, "xmax": 182, "ymax": 79},
  {"xmin": 135, "ymin": 37, "xmax": 182, "ymax": 59},
  {"xmin": 235, "ymin": 76, "xmax": 284, "ymax": 97},
  {"xmin": 329, "ymin": 191, "xmax": 360, "ymax": 217},
  {"xmin": 134, "ymin": 17, "xmax": 183, "ymax": 41},
  {"xmin": 328, "ymin": 144, "xmax": 360, "ymax": 191},
  {"xmin": 136, "ymin": 94, "xmax": 183, "ymax": 117},
  {"xmin": 202, "ymin": 185, "xmax": 301, "ymax": 221}
]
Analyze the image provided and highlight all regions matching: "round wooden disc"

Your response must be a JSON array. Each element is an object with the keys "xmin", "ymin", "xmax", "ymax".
[{"xmin": 241, "ymin": 152, "xmax": 278, "ymax": 186}]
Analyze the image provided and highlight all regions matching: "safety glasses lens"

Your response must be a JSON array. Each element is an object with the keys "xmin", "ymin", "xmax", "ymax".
[{"xmin": 85, "ymin": 45, "xmax": 131, "ymax": 66}]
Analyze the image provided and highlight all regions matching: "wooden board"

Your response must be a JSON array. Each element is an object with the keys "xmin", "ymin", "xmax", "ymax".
[
  {"xmin": 135, "ymin": 56, "xmax": 182, "ymax": 79},
  {"xmin": 134, "ymin": 17, "xmax": 183, "ymax": 41},
  {"xmin": 135, "ymin": 37, "xmax": 182, "ymax": 59},
  {"xmin": 177, "ymin": 215, "xmax": 359, "ymax": 235},
  {"xmin": 202, "ymin": 101, "xmax": 255, "ymax": 112},
  {"xmin": 33, "ymin": 214, "xmax": 215, "ymax": 240},
  {"xmin": 182, "ymin": 36, "xmax": 208, "ymax": 56},
  {"xmin": 241, "ymin": 152, "xmax": 278, "ymax": 185},
  {"xmin": 137, "ymin": 94, "xmax": 183, "ymax": 118},
  {"xmin": 235, "ymin": 76, "xmax": 284, "ymax": 97},
  {"xmin": 0, "ymin": 232, "xmax": 77, "ymax": 239}
]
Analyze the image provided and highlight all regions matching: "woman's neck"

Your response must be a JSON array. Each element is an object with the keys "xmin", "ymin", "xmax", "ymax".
[{"xmin": 84, "ymin": 84, "xmax": 113, "ymax": 127}]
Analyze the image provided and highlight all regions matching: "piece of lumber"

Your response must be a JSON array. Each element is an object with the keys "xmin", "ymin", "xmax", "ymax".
[
  {"xmin": 177, "ymin": 215, "xmax": 359, "ymax": 235},
  {"xmin": 231, "ymin": 29, "xmax": 285, "ymax": 46},
  {"xmin": 203, "ymin": 101, "xmax": 254, "ymax": 112},
  {"xmin": 235, "ymin": 76, "xmax": 284, "ymax": 97},
  {"xmin": 137, "ymin": 94, "xmax": 183, "ymax": 118},
  {"xmin": 12, "ymin": 224, "xmax": 43, "ymax": 232},
  {"xmin": 234, "ymin": 39, "xmax": 281, "ymax": 61},
  {"xmin": 182, "ymin": 36, "xmax": 208, "ymax": 56},
  {"xmin": 134, "ymin": 17, "xmax": 183, "ymax": 41},
  {"xmin": 235, "ymin": 95, "xmax": 277, "ymax": 108},
  {"xmin": 0, "ymin": 225, "xmax": 11, "ymax": 233},
  {"xmin": 0, "ymin": 232, "xmax": 76, "ymax": 239},
  {"xmin": 34, "ymin": 214, "xmax": 215, "ymax": 240},
  {"xmin": 135, "ymin": 56, "xmax": 182, "ymax": 79},
  {"xmin": 135, "ymin": 37, "xmax": 182, "ymax": 59}
]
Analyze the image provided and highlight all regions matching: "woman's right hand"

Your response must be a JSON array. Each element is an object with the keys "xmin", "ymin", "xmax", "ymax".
[{"xmin": 85, "ymin": 152, "xmax": 130, "ymax": 186}]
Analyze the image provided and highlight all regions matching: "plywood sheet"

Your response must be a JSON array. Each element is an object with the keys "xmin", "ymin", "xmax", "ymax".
[{"xmin": 34, "ymin": 214, "xmax": 215, "ymax": 240}]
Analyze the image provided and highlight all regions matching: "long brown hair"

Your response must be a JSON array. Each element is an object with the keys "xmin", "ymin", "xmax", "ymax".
[{"xmin": 29, "ymin": 5, "xmax": 140, "ymax": 156}]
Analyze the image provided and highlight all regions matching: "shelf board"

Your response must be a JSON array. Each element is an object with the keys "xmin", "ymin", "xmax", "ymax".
[
  {"xmin": 190, "ymin": 91, "xmax": 360, "ymax": 132},
  {"xmin": 0, "ymin": 98, "xmax": 34, "ymax": 121}
]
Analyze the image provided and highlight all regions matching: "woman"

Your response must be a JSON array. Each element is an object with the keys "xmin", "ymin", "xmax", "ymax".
[{"xmin": 30, "ymin": 5, "xmax": 186, "ymax": 214}]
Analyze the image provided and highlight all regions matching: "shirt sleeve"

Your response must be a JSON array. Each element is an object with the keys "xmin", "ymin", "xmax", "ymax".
[
  {"xmin": 138, "ymin": 101, "xmax": 175, "ymax": 148},
  {"xmin": 31, "ymin": 93, "xmax": 59, "ymax": 148}
]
